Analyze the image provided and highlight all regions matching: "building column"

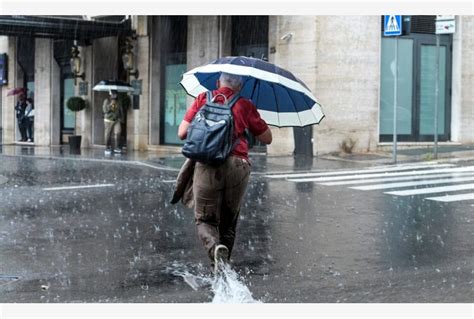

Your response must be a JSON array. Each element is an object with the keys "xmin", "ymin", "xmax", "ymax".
[
  {"xmin": 75, "ymin": 45, "xmax": 93, "ymax": 148},
  {"xmin": 187, "ymin": 16, "xmax": 220, "ymax": 71},
  {"xmin": 267, "ymin": 16, "xmax": 319, "ymax": 156},
  {"xmin": 1, "ymin": 36, "xmax": 17, "ymax": 144},
  {"xmin": 457, "ymin": 16, "xmax": 474, "ymax": 143},
  {"xmin": 34, "ymin": 38, "xmax": 61, "ymax": 146},
  {"xmin": 186, "ymin": 16, "xmax": 222, "ymax": 108},
  {"xmin": 128, "ymin": 16, "xmax": 150, "ymax": 151},
  {"xmin": 313, "ymin": 16, "xmax": 380, "ymax": 155}
]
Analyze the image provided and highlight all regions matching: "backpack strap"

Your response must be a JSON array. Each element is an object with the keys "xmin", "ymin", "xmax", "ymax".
[
  {"xmin": 206, "ymin": 90, "xmax": 240, "ymax": 108},
  {"xmin": 226, "ymin": 93, "xmax": 241, "ymax": 109},
  {"xmin": 205, "ymin": 90, "xmax": 213, "ymax": 103}
]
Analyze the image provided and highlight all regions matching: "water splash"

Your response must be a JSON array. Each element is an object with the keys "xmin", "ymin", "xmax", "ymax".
[
  {"xmin": 168, "ymin": 262, "xmax": 260, "ymax": 303},
  {"xmin": 211, "ymin": 263, "xmax": 260, "ymax": 304}
]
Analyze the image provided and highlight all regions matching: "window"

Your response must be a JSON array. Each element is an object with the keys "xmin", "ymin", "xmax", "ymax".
[{"xmin": 63, "ymin": 78, "xmax": 75, "ymax": 130}]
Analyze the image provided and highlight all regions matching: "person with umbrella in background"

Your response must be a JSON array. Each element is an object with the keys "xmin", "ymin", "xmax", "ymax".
[
  {"xmin": 13, "ymin": 90, "xmax": 28, "ymax": 142},
  {"xmin": 94, "ymin": 81, "xmax": 133, "ymax": 155},
  {"xmin": 174, "ymin": 56, "xmax": 324, "ymax": 273},
  {"xmin": 102, "ymin": 89, "xmax": 125, "ymax": 155}
]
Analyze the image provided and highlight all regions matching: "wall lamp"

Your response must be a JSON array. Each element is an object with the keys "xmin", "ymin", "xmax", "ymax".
[
  {"xmin": 122, "ymin": 37, "xmax": 139, "ymax": 82},
  {"xmin": 70, "ymin": 43, "xmax": 85, "ymax": 86}
]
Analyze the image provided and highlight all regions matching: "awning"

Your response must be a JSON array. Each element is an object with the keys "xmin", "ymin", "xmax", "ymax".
[{"xmin": 0, "ymin": 15, "xmax": 133, "ymax": 40}]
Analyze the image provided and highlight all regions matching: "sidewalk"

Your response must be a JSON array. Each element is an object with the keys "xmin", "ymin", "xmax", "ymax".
[
  {"xmin": 319, "ymin": 144, "xmax": 474, "ymax": 165},
  {"xmin": 1, "ymin": 143, "xmax": 474, "ymax": 175}
]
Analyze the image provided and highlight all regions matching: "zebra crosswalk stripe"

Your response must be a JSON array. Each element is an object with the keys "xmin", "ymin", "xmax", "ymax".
[
  {"xmin": 288, "ymin": 166, "xmax": 474, "ymax": 183},
  {"xmin": 265, "ymin": 163, "xmax": 454, "ymax": 179},
  {"xmin": 320, "ymin": 172, "xmax": 474, "ymax": 186},
  {"xmin": 426, "ymin": 192, "xmax": 474, "ymax": 202},
  {"xmin": 385, "ymin": 183, "xmax": 474, "ymax": 196},
  {"xmin": 350, "ymin": 176, "xmax": 474, "ymax": 191},
  {"xmin": 269, "ymin": 163, "xmax": 474, "ymax": 203}
]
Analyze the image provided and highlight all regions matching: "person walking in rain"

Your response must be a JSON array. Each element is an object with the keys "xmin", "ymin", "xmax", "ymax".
[
  {"xmin": 176, "ymin": 73, "xmax": 272, "ymax": 272},
  {"xmin": 102, "ymin": 90, "xmax": 125, "ymax": 155},
  {"xmin": 15, "ymin": 92, "xmax": 28, "ymax": 142}
]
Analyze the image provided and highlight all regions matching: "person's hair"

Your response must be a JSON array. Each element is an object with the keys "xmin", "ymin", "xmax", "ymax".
[{"xmin": 219, "ymin": 73, "xmax": 242, "ymax": 90}]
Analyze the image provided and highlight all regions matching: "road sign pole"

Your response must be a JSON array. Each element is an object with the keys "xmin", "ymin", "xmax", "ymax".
[
  {"xmin": 434, "ymin": 34, "xmax": 440, "ymax": 159},
  {"xmin": 393, "ymin": 37, "xmax": 398, "ymax": 164},
  {"xmin": 384, "ymin": 15, "xmax": 402, "ymax": 164}
]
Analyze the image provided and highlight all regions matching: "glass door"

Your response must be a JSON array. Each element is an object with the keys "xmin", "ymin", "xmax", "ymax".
[
  {"xmin": 62, "ymin": 77, "xmax": 75, "ymax": 139},
  {"xmin": 379, "ymin": 38, "xmax": 414, "ymax": 140},
  {"xmin": 159, "ymin": 16, "xmax": 188, "ymax": 145},
  {"xmin": 417, "ymin": 40, "xmax": 450, "ymax": 141},
  {"xmin": 379, "ymin": 34, "xmax": 452, "ymax": 142},
  {"xmin": 163, "ymin": 60, "xmax": 187, "ymax": 145}
]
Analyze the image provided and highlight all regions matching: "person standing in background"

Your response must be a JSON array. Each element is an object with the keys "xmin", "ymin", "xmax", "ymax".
[
  {"xmin": 25, "ymin": 98, "xmax": 34, "ymax": 142},
  {"xmin": 102, "ymin": 90, "xmax": 125, "ymax": 155},
  {"xmin": 15, "ymin": 92, "xmax": 28, "ymax": 142}
]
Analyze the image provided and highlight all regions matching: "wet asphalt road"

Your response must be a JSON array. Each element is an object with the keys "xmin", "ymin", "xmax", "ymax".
[{"xmin": 0, "ymin": 152, "xmax": 472, "ymax": 303}]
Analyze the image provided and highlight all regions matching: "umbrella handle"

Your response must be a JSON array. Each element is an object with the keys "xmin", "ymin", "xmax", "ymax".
[{"xmin": 211, "ymin": 93, "xmax": 228, "ymax": 105}]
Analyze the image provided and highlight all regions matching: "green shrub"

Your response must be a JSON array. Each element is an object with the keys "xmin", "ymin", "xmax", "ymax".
[{"xmin": 66, "ymin": 96, "xmax": 87, "ymax": 112}]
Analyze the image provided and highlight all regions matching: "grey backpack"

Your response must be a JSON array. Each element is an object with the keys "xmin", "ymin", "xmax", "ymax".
[{"xmin": 182, "ymin": 91, "xmax": 240, "ymax": 165}]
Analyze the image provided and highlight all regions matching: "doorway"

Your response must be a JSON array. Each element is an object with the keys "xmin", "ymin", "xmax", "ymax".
[
  {"xmin": 155, "ymin": 16, "xmax": 188, "ymax": 146},
  {"xmin": 16, "ymin": 37, "xmax": 35, "ymax": 142},
  {"xmin": 379, "ymin": 33, "xmax": 452, "ymax": 142}
]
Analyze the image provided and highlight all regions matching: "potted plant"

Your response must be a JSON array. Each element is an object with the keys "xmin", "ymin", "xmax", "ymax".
[{"xmin": 66, "ymin": 96, "xmax": 87, "ymax": 154}]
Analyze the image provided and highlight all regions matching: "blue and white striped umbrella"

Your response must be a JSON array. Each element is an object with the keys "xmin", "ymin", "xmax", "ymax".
[{"xmin": 180, "ymin": 56, "xmax": 325, "ymax": 127}]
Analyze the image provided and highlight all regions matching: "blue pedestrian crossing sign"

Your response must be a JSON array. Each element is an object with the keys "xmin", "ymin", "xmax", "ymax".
[{"xmin": 384, "ymin": 15, "xmax": 402, "ymax": 36}]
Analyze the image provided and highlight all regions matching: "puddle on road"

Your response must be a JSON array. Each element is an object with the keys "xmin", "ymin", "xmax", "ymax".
[
  {"xmin": 0, "ymin": 274, "xmax": 20, "ymax": 287},
  {"xmin": 167, "ymin": 262, "xmax": 260, "ymax": 303}
]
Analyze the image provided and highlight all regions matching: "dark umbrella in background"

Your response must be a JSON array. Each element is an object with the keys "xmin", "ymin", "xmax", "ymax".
[
  {"xmin": 7, "ymin": 87, "xmax": 26, "ymax": 96},
  {"xmin": 180, "ymin": 56, "xmax": 325, "ymax": 127}
]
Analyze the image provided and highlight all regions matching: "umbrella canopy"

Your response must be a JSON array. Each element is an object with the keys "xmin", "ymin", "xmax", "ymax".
[
  {"xmin": 93, "ymin": 80, "xmax": 134, "ymax": 93},
  {"xmin": 180, "ymin": 56, "xmax": 324, "ymax": 127},
  {"xmin": 7, "ymin": 87, "xmax": 26, "ymax": 96}
]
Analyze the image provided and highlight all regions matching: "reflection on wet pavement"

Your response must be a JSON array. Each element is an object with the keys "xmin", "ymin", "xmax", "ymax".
[{"xmin": 0, "ymin": 153, "xmax": 472, "ymax": 302}]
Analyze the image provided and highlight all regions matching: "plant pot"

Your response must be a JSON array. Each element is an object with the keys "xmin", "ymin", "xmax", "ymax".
[{"xmin": 68, "ymin": 135, "xmax": 82, "ymax": 154}]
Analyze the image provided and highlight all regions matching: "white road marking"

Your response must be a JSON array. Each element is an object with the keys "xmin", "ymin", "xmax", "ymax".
[
  {"xmin": 265, "ymin": 163, "xmax": 454, "ymax": 179},
  {"xmin": 132, "ymin": 161, "xmax": 180, "ymax": 172},
  {"xmin": 426, "ymin": 193, "xmax": 474, "ymax": 202},
  {"xmin": 43, "ymin": 184, "xmax": 115, "ymax": 191},
  {"xmin": 161, "ymin": 180, "xmax": 177, "ymax": 183},
  {"xmin": 320, "ymin": 172, "xmax": 474, "ymax": 186},
  {"xmin": 288, "ymin": 166, "xmax": 474, "ymax": 183},
  {"xmin": 351, "ymin": 176, "xmax": 474, "ymax": 191},
  {"xmin": 385, "ymin": 183, "xmax": 474, "ymax": 196}
]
